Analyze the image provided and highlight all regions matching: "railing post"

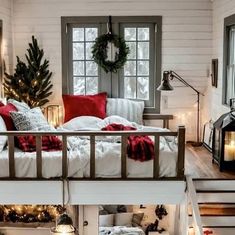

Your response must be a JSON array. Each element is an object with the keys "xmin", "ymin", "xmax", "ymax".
[
  {"xmin": 121, "ymin": 135, "xmax": 127, "ymax": 179},
  {"xmin": 153, "ymin": 135, "xmax": 160, "ymax": 179},
  {"xmin": 62, "ymin": 136, "xmax": 68, "ymax": 179},
  {"xmin": 36, "ymin": 135, "xmax": 42, "ymax": 178},
  {"xmin": 90, "ymin": 135, "xmax": 96, "ymax": 179},
  {"xmin": 177, "ymin": 126, "xmax": 185, "ymax": 178},
  {"xmin": 8, "ymin": 136, "xmax": 15, "ymax": 179}
]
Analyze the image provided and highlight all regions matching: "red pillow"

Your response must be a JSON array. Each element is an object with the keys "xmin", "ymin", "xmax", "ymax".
[
  {"xmin": 0, "ymin": 103, "xmax": 17, "ymax": 130},
  {"xmin": 0, "ymin": 101, "xmax": 4, "ymax": 107},
  {"xmin": 62, "ymin": 93, "xmax": 107, "ymax": 122},
  {"xmin": 16, "ymin": 136, "xmax": 62, "ymax": 152}
]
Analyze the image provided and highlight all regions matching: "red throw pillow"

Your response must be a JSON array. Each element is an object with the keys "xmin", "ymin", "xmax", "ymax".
[
  {"xmin": 0, "ymin": 103, "xmax": 17, "ymax": 130},
  {"xmin": 16, "ymin": 136, "xmax": 62, "ymax": 152},
  {"xmin": 62, "ymin": 92, "xmax": 107, "ymax": 122}
]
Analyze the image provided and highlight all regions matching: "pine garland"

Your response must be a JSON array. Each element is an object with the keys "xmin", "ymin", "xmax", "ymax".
[
  {"xmin": 4, "ymin": 36, "xmax": 53, "ymax": 108},
  {"xmin": 92, "ymin": 33, "xmax": 129, "ymax": 73}
]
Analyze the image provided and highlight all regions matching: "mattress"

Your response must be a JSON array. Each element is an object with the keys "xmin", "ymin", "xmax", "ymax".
[
  {"xmin": 0, "ymin": 116, "xmax": 178, "ymax": 179},
  {"xmin": 99, "ymin": 226, "xmax": 145, "ymax": 235}
]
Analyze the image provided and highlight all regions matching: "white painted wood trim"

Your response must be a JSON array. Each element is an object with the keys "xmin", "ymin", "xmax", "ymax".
[
  {"xmin": 186, "ymin": 176, "xmax": 203, "ymax": 235},
  {"xmin": 0, "ymin": 180, "xmax": 186, "ymax": 204}
]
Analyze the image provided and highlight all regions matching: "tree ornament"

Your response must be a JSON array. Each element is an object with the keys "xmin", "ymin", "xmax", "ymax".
[
  {"xmin": 4, "ymin": 36, "xmax": 53, "ymax": 108},
  {"xmin": 92, "ymin": 16, "xmax": 129, "ymax": 73}
]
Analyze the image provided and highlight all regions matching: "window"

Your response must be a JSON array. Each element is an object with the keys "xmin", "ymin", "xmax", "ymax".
[
  {"xmin": 62, "ymin": 16, "xmax": 162, "ymax": 113},
  {"xmin": 223, "ymin": 14, "xmax": 235, "ymax": 105}
]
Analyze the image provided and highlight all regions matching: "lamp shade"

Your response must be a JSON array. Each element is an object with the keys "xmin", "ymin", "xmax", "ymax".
[
  {"xmin": 51, "ymin": 214, "xmax": 76, "ymax": 235},
  {"xmin": 157, "ymin": 71, "xmax": 174, "ymax": 91}
]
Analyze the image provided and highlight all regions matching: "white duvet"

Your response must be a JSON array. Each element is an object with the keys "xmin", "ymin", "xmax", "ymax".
[
  {"xmin": 0, "ymin": 116, "xmax": 178, "ymax": 178},
  {"xmin": 99, "ymin": 226, "xmax": 145, "ymax": 235}
]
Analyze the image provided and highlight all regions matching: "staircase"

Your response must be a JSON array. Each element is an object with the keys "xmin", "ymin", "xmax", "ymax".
[{"xmin": 187, "ymin": 178, "xmax": 235, "ymax": 235}]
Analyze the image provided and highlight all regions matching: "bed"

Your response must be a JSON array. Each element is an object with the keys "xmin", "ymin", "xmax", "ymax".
[{"xmin": 0, "ymin": 115, "xmax": 184, "ymax": 179}]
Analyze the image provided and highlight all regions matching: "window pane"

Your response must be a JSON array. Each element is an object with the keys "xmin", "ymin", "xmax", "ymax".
[
  {"xmin": 73, "ymin": 77, "xmax": 85, "ymax": 95},
  {"xmin": 86, "ymin": 42, "xmax": 94, "ymax": 60},
  {"xmin": 86, "ymin": 77, "xmax": 98, "ymax": 94},
  {"xmin": 124, "ymin": 28, "xmax": 136, "ymax": 41},
  {"xmin": 124, "ymin": 77, "xmax": 136, "ymax": 99},
  {"xmin": 73, "ymin": 61, "xmax": 84, "ymax": 76},
  {"xmin": 86, "ymin": 61, "xmax": 98, "ymax": 76},
  {"xmin": 138, "ymin": 28, "xmax": 149, "ymax": 41},
  {"xmin": 85, "ymin": 28, "xmax": 98, "ymax": 41},
  {"xmin": 124, "ymin": 61, "xmax": 136, "ymax": 76},
  {"xmin": 138, "ymin": 42, "xmax": 149, "ymax": 59},
  {"xmin": 127, "ymin": 42, "xmax": 136, "ymax": 59},
  {"xmin": 73, "ymin": 28, "xmax": 84, "ymax": 41},
  {"xmin": 137, "ymin": 61, "xmax": 149, "ymax": 76},
  {"xmin": 73, "ymin": 43, "xmax": 84, "ymax": 60},
  {"xmin": 137, "ymin": 77, "xmax": 149, "ymax": 100}
]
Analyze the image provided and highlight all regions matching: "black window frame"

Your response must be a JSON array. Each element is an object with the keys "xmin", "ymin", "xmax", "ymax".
[
  {"xmin": 223, "ymin": 13, "xmax": 235, "ymax": 106},
  {"xmin": 61, "ymin": 16, "xmax": 162, "ymax": 113}
]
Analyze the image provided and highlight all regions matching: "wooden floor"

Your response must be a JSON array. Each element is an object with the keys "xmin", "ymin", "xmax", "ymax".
[{"xmin": 185, "ymin": 145, "xmax": 235, "ymax": 179}]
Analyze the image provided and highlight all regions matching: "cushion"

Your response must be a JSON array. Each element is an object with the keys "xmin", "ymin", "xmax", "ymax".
[
  {"xmin": 10, "ymin": 107, "xmax": 61, "ymax": 152},
  {"xmin": 0, "ymin": 116, "xmax": 7, "ymax": 152},
  {"xmin": 62, "ymin": 92, "xmax": 107, "ymax": 122},
  {"xmin": 106, "ymin": 98, "xmax": 144, "ymax": 124},
  {"xmin": 114, "ymin": 213, "xmax": 133, "ymax": 227},
  {"xmin": 0, "ymin": 103, "xmax": 17, "ymax": 130},
  {"xmin": 7, "ymin": 99, "xmax": 30, "ymax": 112},
  {"xmin": 132, "ymin": 213, "xmax": 144, "ymax": 227},
  {"xmin": 0, "ymin": 101, "xmax": 4, "ymax": 107},
  {"xmin": 99, "ymin": 214, "xmax": 114, "ymax": 227},
  {"xmin": 10, "ymin": 107, "xmax": 55, "ymax": 131}
]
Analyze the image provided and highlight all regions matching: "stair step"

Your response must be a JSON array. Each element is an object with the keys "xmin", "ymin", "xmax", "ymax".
[
  {"xmin": 197, "ymin": 192, "xmax": 235, "ymax": 203},
  {"xmin": 188, "ymin": 215, "xmax": 235, "ymax": 227},
  {"xmin": 188, "ymin": 227, "xmax": 235, "ymax": 235},
  {"xmin": 193, "ymin": 180, "xmax": 235, "ymax": 191},
  {"xmin": 188, "ymin": 204, "xmax": 235, "ymax": 216}
]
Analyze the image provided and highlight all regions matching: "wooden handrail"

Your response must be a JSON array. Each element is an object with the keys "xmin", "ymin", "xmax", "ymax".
[{"xmin": 1, "ymin": 127, "xmax": 185, "ymax": 180}]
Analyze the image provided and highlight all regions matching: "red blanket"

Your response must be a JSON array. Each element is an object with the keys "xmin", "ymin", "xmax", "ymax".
[{"xmin": 101, "ymin": 123, "xmax": 154, "ymax": 162}]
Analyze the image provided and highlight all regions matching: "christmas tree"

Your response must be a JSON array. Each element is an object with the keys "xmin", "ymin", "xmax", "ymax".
[{"xmin": 4, "ymin": 36, "xmax": 53, "ymax": 108}]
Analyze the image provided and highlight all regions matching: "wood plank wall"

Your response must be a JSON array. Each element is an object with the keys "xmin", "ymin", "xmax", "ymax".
[
  {"xmin": 0, "ymin": 0, "xmax": 13, "ymax": 74},
  {"xmin": 203, "ymin": 0, "xmax": 235, "ymax": 124},
  {"xmin": 10, "ymin": 0, "xmax": 213, "ymax": 139}
]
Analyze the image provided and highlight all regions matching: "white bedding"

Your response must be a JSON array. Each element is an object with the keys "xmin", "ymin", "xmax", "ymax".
[
  {"xmin": 99, "ymin": 226, "xmax": 145, "ymax": 235},
  {"xmin": 0, "ymin": 116, "xmax": 178, "ymax": 178}
]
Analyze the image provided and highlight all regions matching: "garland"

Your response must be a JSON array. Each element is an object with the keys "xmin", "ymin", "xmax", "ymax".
[{"xmin": 92, "ymin": 33, "xmax": 129, "ymax": 73}]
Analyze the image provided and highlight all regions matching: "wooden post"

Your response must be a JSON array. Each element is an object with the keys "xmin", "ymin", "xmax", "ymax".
[
  {"xmin": 62, "ymin": 136, "xmax": 68, "ymax": 179},
  {"xmin": 36, "ymin": 136, "xmax": 42, "ymax": 178},
  {"xmin": 177, "ymin": 126, "xmax": 185, "ymax": 178},
  {"xmin": 121, "ymin": 135, "xmax": 127, "ymax": 179},
  {"xmin": 153, "ymin": 135, "xmax": 160, "ymax": 179},
  {"xmin": 90, "ymin": 135, "xmax": 96, "ymax": 179},
  {"xmin": 8, "ymin": 136, "xmax": 15, "ymax": 178}
]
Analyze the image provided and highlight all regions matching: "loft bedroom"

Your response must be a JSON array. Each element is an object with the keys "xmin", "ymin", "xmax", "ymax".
[{"xmin": 0, "ymin": 0, "xmax": 235, "ymax": 235}]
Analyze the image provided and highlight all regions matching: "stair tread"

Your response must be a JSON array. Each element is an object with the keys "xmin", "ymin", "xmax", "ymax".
[{"xmin": 188, "ymin": 206, "xmax": 235, "ymax": 216}]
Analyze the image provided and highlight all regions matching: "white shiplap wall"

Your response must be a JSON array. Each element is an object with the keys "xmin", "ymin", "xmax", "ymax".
[
  {"xmin": 204, "ymin": 0, "xmax": 235, "ymax": 123},
  {"xmin": 0, "ymin": 0, "xmax": 13, "ymax": 73},
  {"xmin": 12, "ymin": 0, "xmax": 213, "ymax": 139}
]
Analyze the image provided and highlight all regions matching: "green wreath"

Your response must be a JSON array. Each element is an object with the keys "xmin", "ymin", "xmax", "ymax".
[{"xmin": 92, "ymin": 33, "xmax": 129, "ymax": 73}]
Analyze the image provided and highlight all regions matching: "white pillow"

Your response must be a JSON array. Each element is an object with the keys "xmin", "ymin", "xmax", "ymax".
[
  {"xmin": 0, "ymin": 116, "xmax": 7, "ymax": 152},
  {"xmin": 99, "ymin": 214, "xmax": 114, "ymax": 227},
  {"xmin": 61, "ymin": 116, "xmax": 102, "ymax": 130},
  {"xmin": 114, "ymin": 213, "xmax": 133, "ymax": 227},
  {"xmin": 7, "ymin": 99, "xmax": 30, "ymax": 112},
  {"xmin": 106, "ymin": 98, "xmax": 144, "ymax": 124}
]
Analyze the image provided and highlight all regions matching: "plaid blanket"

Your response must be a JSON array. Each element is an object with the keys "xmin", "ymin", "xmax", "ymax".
[
  {"xmin": 17, "ymin": 135, "xmax": 62, "ymax": 152},
  {"xmin": 101, "ymin": 123, "xmax": 154, "ymax": 162}
]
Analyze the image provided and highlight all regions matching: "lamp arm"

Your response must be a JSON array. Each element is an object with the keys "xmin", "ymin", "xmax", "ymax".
[{"xmin": 169, "ymin": 70, "xmax": 203, "ymax": 96}]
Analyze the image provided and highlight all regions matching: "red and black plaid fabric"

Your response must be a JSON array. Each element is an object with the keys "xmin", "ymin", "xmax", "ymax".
[
  {"xmin": 102, "ymin": 123, "xmax": 154, "ymax": 162},
  {"xmin": 17, "ymin": 135, "xmax": 62, "ymax": 152}
]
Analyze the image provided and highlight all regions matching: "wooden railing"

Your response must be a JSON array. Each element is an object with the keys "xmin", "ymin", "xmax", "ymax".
[{"xmin": 0, "ymin": 126, "xmax": 185, "ymax": 180}]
